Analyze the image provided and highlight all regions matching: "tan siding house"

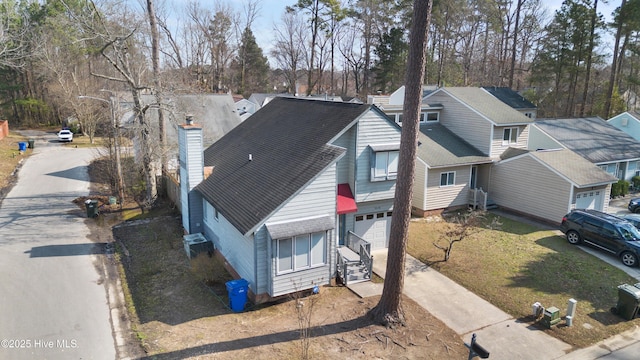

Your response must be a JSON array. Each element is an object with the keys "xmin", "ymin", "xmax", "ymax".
[{"xmin": 491, "ymin": 149, "xmax": 617, "ymax": 224}]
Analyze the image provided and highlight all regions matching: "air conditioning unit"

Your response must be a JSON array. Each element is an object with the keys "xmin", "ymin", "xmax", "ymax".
[{"xmin": 183, "ymin": 233, "xmax": 214, "ymax": 259}]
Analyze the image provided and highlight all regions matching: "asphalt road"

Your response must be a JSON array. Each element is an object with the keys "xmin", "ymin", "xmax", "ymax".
[{"xmin": 0, "ymin": 133, "xmax": 116, "ymax": 359}]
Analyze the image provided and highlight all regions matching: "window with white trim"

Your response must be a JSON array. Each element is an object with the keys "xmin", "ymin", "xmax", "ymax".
[
  {"xmin": 276, "ymin": 231, "xmax": 326, "ymax": 274},
  {"xmin": 440, "ymin": 171, "xmax": 455, "ymax": 187},
  {"xmin": 371, "ymin": 150, "xmax": 399, "ymax": 181},
  {"xmin": 502, "ymin": 127, "xmax": 518, "ymax": 145},
  {"xmin": 423, "ymin": 112, "xmax": 439, "ymax": 122}
]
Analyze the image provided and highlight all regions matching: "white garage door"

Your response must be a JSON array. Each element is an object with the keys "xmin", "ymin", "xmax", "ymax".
[
  {"xmin": 575, "ymin": 190, "xmax": 602, "ymax": 210},
  {"xmin": 354, "ymin": 211, "xmax": 392, "ymax": 250}
]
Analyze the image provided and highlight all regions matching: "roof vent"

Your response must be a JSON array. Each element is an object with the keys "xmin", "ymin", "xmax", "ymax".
[
  {"xmin": 185, "ymin": 114, "xmax": 194, "ymax": 125},
  {"xmin": 249, "ymin": 154, "xmax": 253, "ymax": 161}
]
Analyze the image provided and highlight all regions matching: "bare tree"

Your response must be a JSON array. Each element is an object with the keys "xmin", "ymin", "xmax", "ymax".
[
  {"xmin": 271, "ymin": 11, "xmax": 307, "ymax": 94},
  {"xmin": 369, "ymin": 0, "xmax": 433, "ymax": 327}
]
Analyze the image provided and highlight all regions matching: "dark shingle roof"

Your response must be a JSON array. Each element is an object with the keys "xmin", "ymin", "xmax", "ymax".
[
  {"xmin": 417, "ymin": 123, "xmax": 492, "ymax": 167},
  {"xmin": 195, "ymin": 97, "xmax": 375, "ymax": 235},
  {"xmin": 534, "ymin": 117, "xmax": 640, "ymax": 163},
  {"xmin": 482, "ymin": 87, "xmax": 536, "ymax": 110}
]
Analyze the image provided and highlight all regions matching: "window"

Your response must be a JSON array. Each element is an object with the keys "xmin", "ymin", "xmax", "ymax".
[
  {"xmin": 276, "ymin": 231, "xmax": 326, "ymax": 274},
  {"xmin": 440, "ymin": 171, "xmax": 455, "ymax": 187},
  {"xmin": 372, "ymin": 150, "xmax": 399, "ymax": 181},
  {"xmin": 502, "ymin": 127, "xmax": 518, "ymax": 145},
  {"xmin": 424, "ymin": 112, "xmax": 439, "ymax": 122}
]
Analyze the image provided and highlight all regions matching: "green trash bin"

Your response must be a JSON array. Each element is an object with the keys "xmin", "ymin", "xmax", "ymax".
[
  {"xmin": 615, "ymin": 284, "xmax": 640, "ymax": 320},
  {"xmin": 27, "ymin": 139, "xmax": 34, "ymax": 149},
  {"xmin": 85, "ymin": 199, "xmax": 99, "ymax": 218}
]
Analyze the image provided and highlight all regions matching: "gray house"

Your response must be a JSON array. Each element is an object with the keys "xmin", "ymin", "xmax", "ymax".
[
  {"xmin": 179, "ymin": 98, "xmax": 401, "ymax": 301},
  {"xmin": 529, "ymin": 117, "xmax": 640, "ymax": 182}
]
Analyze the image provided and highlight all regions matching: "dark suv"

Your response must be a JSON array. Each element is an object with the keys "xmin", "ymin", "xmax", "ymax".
[{"xmin": 560, "ymin": 209, "xmax": 640, "ymax": 267}]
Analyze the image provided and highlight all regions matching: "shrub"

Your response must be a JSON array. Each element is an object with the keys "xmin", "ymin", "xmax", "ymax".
[
  {"xmin": 611, "ymin": 182, "xmax": 621, "ymax": 198},
  {"xmin": 619, "ymin": 180, "xmax": 630, "ymax": 196},
  {"xmin": 633, "ymin": 176, "xmax": 640, "ymax": 189}
]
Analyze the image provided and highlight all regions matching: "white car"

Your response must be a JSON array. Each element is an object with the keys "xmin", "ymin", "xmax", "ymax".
[{"xmin": 57, "ymin": 129, "xmax": 73, "ymax": 142}]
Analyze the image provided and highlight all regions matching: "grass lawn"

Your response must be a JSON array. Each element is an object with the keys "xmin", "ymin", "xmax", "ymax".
[{"xmin": 407, "ymin": 213, "xmax": 640, "ymax": 348}]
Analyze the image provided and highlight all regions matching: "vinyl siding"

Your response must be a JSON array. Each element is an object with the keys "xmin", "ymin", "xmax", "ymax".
[
  {"xmin": 609, "ymin": 114, "xmax": 640, "ymax": 142},
  {"xmin": 253, "ymin": 226, "xmax": 269, "ymax": 295},
  {"xmin": 202, "ymin": 202, "xmax": 256, "ymax": 291},
  {"xmin": 490, "ymin": 156, "xmax": 572, "ymax": 223},
  {"xmin": 424, "ymin": 166, "xmax": 472, "ymax": 210},
  {"xmin": 491, "ymin": 125, "xmax": 529, "ymax": 158},
  {"xmin": 333, "ymin": 127, "xmax": 356, "ymax": 185},
  {"xmin": 178, "ymin": 125, "xmax": 203, "ymax": 233},
  {"xmin": 268, "ymin": 164, "xmax": 337, "ymax": 224},
  {"xmin": 354, "ymin": 111, "xmax": 402, "ymax": 202},
  {"xmin": 528, "ymin": 125, "xmax": 564, "ymax": 150},
  {"xmin": 412, "ymin": 160, "xmax": 427, "ymax": 210},
  {"xmin": 427, "ymin": 92, "xmax": 492, "ymax": 155},
  {"xmin": 267, "ymin": 165, "xmax": 338, "ymax": 297}
]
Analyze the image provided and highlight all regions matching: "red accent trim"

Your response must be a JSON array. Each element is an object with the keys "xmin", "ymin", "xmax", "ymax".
[{"xmin": 337, "ymin": 183, "xmax": 357, "ymax": 215}]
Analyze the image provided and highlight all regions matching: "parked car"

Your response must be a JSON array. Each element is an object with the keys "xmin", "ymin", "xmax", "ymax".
[
  {"xmin": 629, "ymin": 198, "xmax": 640, "ymax": 213},
  {"xmin": 560, "ymin": 209, "xmax": 640, "ymax": 267},
  {"xmin": 57, "ymin": 129, "xmax": 73, "ymax": 142},
  {"xmin": 622, "ymin": 213, "xmax": 640, "ymax": 229}
]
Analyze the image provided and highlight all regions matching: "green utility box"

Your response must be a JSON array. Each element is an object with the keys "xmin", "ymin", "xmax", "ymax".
[
  {"xmin": 542, "ymin": 306, "xmax": 561, "ymax": 328},
  {"xmin": 615, "ymin": 284, "xmax": 640, "ymax": 320}
]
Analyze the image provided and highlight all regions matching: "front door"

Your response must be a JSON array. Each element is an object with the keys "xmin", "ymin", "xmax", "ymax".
[{"xmin": 470, "ymin": 166, "xmax": 477, "ymax": 189}]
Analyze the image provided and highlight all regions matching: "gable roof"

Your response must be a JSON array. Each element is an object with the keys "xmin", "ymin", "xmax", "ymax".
[
  {"xmin": 417, "ymin": 123, "xmax": 492, "ymax": 167},
  {"xmin": 142, "ymin": 94, "xmax": 241, "ymax": 147},
  {"xmin": 533, "ymin": 117, "xmax": 640, "ymax": 163},
  {"xmin": 195, "ymin": 97, "xmax": 378, "ymax": 235},
  {"xmin": 482, "ymin": 87, "xmax": 536, "ymax": 110},
  {"xmin": 431, "ymin": 87, "xmax": 534, "ymax": 125},
  {"xmin": 522, "ymin": 149, "xmax": 617, "ymax": 187}
]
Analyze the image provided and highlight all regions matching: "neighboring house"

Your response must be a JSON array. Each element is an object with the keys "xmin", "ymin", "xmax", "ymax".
[
  {"xmin": 529, "ymin": 117, "xmax": 640, "ymax": 182},
  {"xmin": 410, "ymin": 87, "xmax": 534, "ymax": 215},
  {"xmin": 375, "ymin": 86, "xmax": 614, "ymax": 223},
  {"xmin": 247, "ymin": 93, "xmax": 297, "ymax": 110},
  {"xmin": 482, "ymin": 86, "xmax": 537, "ymax": 119},
  {"xmin": 234, "ymin": 98, "xmax": 257, "ymax": 121},
  {"xmin": 178, "ymin": 97, "xmax": 401, "ymax": 301},
  {"xmin": 368, "ymin": 85, "xmax": 439, "ymax": 124},
  {"xmin": 608, "ymin": 111, "xmax": 640, "ymax": 143},
  {"xmin": 491, "ymin": 148, "xmax": 617, "ymax": 223},
  {"xmin": 141, "ymin": 93, "xmax": 242, "ymax": 174}
]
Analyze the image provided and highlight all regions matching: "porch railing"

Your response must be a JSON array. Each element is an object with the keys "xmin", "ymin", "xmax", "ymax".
[{"xmin": 469, "ymin": 187, "xmax": 488, "ymax": 210}]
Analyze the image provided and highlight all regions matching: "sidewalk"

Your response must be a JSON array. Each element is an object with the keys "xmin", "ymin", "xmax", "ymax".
[{"xmin": 351, "ymin": 249, "xmax": 573, "ymax": 360}]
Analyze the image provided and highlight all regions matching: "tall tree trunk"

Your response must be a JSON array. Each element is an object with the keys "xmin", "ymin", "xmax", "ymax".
[
  {"xmin": 147, "ymin": 0, "xmax": 165, "ymax": 197},
  {"xmin": 605, "ymin": 0, "xmax": 625, "ymax": 118},
  {"xmin": 369, "ymin": 0, "xmax": 432, "ymax": 327},
  {"xmin": 509, "ymin": 0, "xmax": 524, "ymax": 89},
  {"xmin": 579, "ymin": 0, "xmax": 598, "ymax": 117}
]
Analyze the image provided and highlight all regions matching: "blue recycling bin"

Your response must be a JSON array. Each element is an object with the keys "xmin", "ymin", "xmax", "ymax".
[
  {"xmin": 226, "ymin": 279, "xmax": 249, "ymax": 312},
  {"xmin": 18, "ymin": 142, "xmax": 27, "ymax": 151}
]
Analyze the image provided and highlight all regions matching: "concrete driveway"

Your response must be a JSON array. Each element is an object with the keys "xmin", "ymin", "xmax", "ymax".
[{"xmin": 0, "ymin": 133, "xmax": 117, "ymax": 359}]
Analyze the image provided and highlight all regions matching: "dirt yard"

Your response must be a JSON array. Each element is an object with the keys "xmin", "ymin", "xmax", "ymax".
[{"xmin": 106, "ymin": 215, "xmax": 467, "ymax": 359}]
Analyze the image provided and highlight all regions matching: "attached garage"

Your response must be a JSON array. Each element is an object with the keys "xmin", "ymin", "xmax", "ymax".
[
  {"xmin": 354, "ymin": 211, "xmax": 392, "ymax": 250},
  {"xmin": 575, "ymin": 190, "xmax": 603, "ymax": 210},
  {"xmin": 489, "ymin": 148, "xmax": 616, "ymax": 224}
]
